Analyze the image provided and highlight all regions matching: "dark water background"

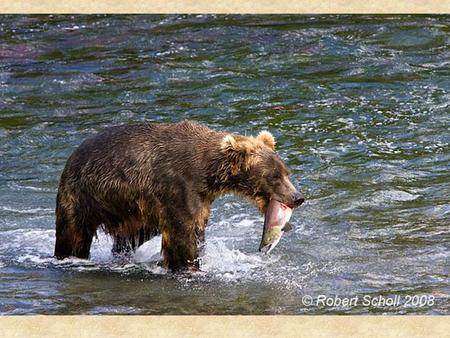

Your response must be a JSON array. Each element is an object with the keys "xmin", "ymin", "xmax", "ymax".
[{"xmin": 0, "ymin": 15, "xmax": 449, "ymax": 315}]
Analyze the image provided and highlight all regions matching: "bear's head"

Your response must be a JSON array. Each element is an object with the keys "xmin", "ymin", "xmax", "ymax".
[{"xmin": 220, "ymin": 131, "xmax": 304, "ymax": 213}]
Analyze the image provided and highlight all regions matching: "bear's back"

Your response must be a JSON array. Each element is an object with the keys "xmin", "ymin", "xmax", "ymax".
[{"xmin": 60, "ymin": 121, "xmax": 223, "ymax": 197}]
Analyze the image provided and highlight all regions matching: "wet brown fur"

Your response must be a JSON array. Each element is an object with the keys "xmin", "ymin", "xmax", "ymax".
[{"xmin": 54, "ymin": 121, "xmax": 298, "ymax": 271}]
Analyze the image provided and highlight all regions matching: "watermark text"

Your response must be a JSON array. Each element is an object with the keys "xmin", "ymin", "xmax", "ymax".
[{"xmin": 301, "ymin": 294, "xmax": 435, "ymax": 308}]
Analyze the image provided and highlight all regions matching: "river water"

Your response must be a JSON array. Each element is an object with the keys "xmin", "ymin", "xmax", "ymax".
[{"xmin": 0, "ymin": 15, "xmax": 449, "ymax": 315}]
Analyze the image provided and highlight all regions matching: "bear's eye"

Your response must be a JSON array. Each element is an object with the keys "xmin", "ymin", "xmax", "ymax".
[{"xmin": 270, "ymin": 172, "xmax": 281, "ymax": 181}]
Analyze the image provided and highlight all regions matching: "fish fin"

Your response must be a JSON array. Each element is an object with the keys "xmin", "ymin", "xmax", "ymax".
[{"xmin": 282, "ymin": 222, "xmax": 293, "ymax": 232}]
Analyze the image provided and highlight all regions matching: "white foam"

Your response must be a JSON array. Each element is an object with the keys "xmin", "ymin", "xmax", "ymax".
[
  {"xmin": 126, "ymin": 233, "xmax": 272, "ymax": 279},
  {"xmin": 231, "ymin": 218, "xmax": 257, "ymax": 228},
  {"xmin": 0, "ymin": 206, "xmax": 53, "ymax": 214},
  {"xmin": 341, "ymin": 189, "xmax": 421, "ymax": 212},
  {"xmin": 16, "ymin": 254, "xmax": 52, "ymax": 265},
  {"xmin": 375, "ymin": 190, "xmax": 420, "ymax": 202},
  {"xmin": 425, "ymin": 204, "xmax": 450, "ymax": 217},
  {"xmin": 199, "ymin": 239, "xmax": 272, "ymax": 279},
  {"xmin": 0, "ymin": 217, "xmax": 283, "ymax": 281},
  {"xmin": 7, "ymin": 181, "xmax": 54, "ymax": 193},
  {"xmin": 0, "ymin": 228, "xmax": 113, "ymax": 269},
  {"xmin": 133, "ymin": 236, "xmax": 162, "ymax": 263}
]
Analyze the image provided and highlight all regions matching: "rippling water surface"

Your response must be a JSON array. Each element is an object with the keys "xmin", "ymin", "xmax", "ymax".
[{"xmin": 0, "ymin": 15, "xmax": 449, "ymax": 315}]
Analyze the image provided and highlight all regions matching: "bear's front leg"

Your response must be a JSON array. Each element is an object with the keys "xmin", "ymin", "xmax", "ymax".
[
  {"xmin": 159, "ymin": 188, "xmax": 210, "ymax": 272},
  {"xmin": 161, "ymin": 223, "xmax": 199, "ymax": 272}
]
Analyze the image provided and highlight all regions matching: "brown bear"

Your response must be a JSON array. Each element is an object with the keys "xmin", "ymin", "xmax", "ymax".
[{"xmin": 54, "ymin": 121, "xmax": 304, "ymax": 271}]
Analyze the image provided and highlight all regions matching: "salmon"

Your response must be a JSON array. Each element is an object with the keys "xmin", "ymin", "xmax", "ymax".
[{"xmin": 259, "ymin": 199, "xmax": 293, "ymax": 254}]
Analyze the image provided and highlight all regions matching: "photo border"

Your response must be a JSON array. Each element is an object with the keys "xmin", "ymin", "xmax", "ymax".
[{"xmin": 0, "ymin": 0, "xmax": 449, "ymax": 14}]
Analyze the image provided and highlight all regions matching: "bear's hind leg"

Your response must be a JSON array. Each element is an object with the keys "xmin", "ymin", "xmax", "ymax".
[
  {"xmin": 54, "ymin": 192, "xmax": 96, "ymax": 260},
  {"xmin": 55, "ymin": 215, "xmax": 95, "ymax": 259},
  {"xmin": 55, "ymin": 224, "xmax": 95, "ymax": 260},
  {"xmin": 54, "ymin": 211, "xmax": 74, "ymax": 259}
]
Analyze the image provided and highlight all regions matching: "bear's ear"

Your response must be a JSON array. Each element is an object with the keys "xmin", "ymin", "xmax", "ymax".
[
  {"xmin": 257, "ymin": 131, "xmax": 275, "ymax": 150},
  {"xmin": 221, "ymin": 135, "xmax": 252, "ymax": 175}
]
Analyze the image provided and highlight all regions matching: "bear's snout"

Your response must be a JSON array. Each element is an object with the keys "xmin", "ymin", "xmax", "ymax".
[{"xmin": 293, "ymin": 191, "xmax": 305, "ymax": 207}]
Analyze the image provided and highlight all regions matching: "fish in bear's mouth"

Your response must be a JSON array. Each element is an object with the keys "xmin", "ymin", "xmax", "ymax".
[{"xmin": 259, "ymin": 199, "xmax": 293, "ymax": 254}]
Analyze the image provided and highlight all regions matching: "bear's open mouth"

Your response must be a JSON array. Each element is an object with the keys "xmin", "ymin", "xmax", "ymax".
[{"xmin": 279, "ymin": 202, "xmax": 291, "ymax": 210}]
